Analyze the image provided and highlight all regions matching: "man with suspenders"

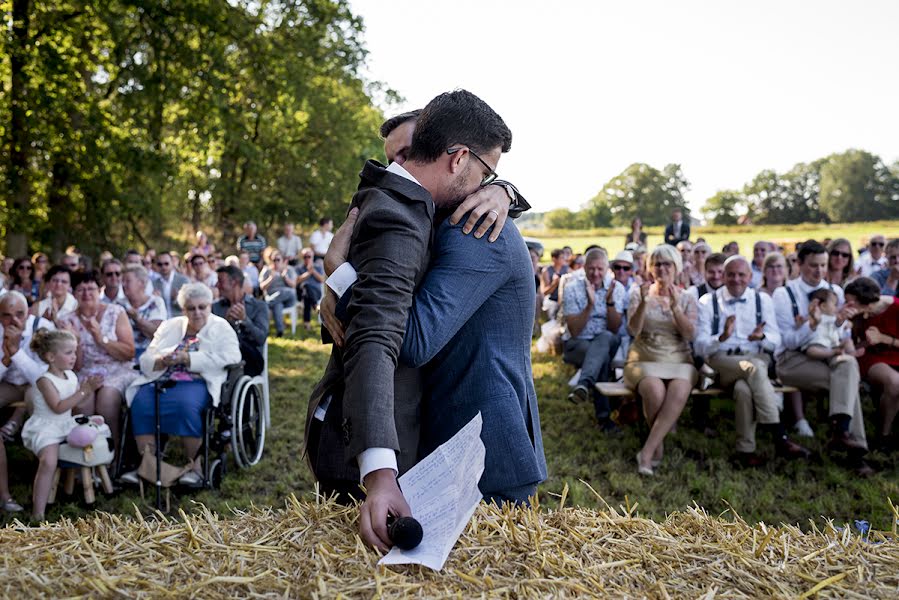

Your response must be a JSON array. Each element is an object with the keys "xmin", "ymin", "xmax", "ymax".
[
  {"xmin": 772, "ymin": 240, "xmax": 870, "ymax": 472},
  {"xmin": 695, "ymin": 257, "xmax": 810, "ymax": 465}
]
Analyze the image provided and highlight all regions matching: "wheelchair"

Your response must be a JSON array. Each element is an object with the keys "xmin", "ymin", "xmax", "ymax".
[{"xmin": 116, "ymin": 346, "xmax": 269, "ymax": 491}]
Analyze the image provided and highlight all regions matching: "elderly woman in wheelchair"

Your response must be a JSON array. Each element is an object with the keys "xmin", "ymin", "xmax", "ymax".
[{"xmin": 120, "ymin": 283, "xmax": 240, "ymax": 486}]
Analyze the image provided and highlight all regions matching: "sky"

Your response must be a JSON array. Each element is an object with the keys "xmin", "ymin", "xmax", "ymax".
[{"xmin": 348, "ymin": 0, "xmax": 899, "ymax": 216}]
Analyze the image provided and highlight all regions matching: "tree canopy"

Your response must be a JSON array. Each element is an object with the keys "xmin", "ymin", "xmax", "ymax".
[{"xmin": 1, "ymin": 0, "xmax": 387, "ymax": 258}]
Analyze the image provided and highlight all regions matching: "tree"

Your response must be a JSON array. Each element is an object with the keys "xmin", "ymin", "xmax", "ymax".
[
  {"xmin": 585, "ymin": 163, "xmax": 689, "ymax": 227},
  {"xmin": 743, "ymin": 161, "xmax": 825, "ymax": 225},
  {"xmin": 544, "ymin": 208, "xmax": 589, "ymax": 230},
  {"xmin": 818, "ymin": 149, "xmax": 899, "ymax": 222},
  {"xmin": 702, "ymin": 190, "xmax": 743, "ymax": 225}
]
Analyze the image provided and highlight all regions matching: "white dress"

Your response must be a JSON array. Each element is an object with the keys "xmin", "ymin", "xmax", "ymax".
[{"xmin": 21, "ymin": 370, "xmax": 80, "ymax": 454}]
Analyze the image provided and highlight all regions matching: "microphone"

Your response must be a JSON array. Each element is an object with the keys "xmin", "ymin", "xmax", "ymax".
[{"xmin": 387, "ymin": 515, "xmax": 423, "ymax": 551}]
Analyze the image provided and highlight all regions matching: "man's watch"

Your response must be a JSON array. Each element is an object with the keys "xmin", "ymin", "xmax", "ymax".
[{"xmin": 492, "ymin": 179, "xmax": 530, "ymax": 218}]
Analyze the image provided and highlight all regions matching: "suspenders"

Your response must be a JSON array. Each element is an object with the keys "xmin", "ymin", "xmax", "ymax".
[
  {"xmin": 710, "ymin": 289, "xmax": 762, "ymax": 334},
  {"xmin": 785, "ymin": 281, "xmax": 834, "ymax": 319}
]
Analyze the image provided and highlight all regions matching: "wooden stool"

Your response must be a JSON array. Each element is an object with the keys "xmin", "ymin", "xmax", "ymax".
[{"xmin": 48, "ymin": 462, "xmax": 113, "ymax": 505}]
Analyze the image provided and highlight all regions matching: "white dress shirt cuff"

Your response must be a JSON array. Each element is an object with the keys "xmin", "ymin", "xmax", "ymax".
[
  {"xmin": 760, "ymin": 339, "xmax": 776, "ymax": 354},
  {"xmin": 357, "ymin": 447, "xmax": 398, "ymax": 483},
  {"xmin": 326, "ymin": 262, "xmax": 359, "ymax": 299}
]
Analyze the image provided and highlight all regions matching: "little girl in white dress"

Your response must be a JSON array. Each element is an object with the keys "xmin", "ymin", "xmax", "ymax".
[{"xmin": 22, "ymin": 329, "xmax": 101, "ymax": 521}]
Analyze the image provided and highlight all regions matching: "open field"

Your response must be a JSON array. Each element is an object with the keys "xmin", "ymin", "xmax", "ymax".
[
  {"xmin": 2, "ymin": 323, "xmax": 896, "ymax": 533},
  {"xmin": 525, "ymin": 220, "xmax": 899, "ymax": 256}
]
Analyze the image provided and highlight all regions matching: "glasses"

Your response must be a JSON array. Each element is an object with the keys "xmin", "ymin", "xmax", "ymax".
[
  {"xmin": 18, "ymin": 265, "xmax": 33, "ymax": 271},
  {"xmin": 871, "ymin": 241, "xmax": 885, "ymax": 247},
  {"xmin": 104, "ymin": 271, "xmax": 121, "ymax": 277},
  {"xmin": 185, "ymin": 304, "xmax": 208, "ymax": 311},
  {"xmin": 612, "ymin": 264, "xmax": 632, "ymax": 272},
  {"xmin": 303, "ymin": 255, "xmax": 313, "ymax": 260},
  {"xmin": 654, "ymin": 261, "xmax": 674, "ymax": 269},
  {"xmin": 191, "ymin": 261, "xmax": 205, "ymax": 267},
  {"xmin": 156, "ymin": 261, "xmax": 171, "ymax": 267},
  {"xmin": 446, "ymin": 147, "xmax": 497, "ymax": 186},
  {"xmin": 830, "ymin": 250, "xmax": 851, "ymax": 259}
]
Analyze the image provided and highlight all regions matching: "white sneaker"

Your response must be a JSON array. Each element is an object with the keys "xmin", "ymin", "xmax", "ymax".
[
  {"xmin": 793, "ymin": 419, "xmax": 814, "ymax": 438},
  {"xmin": 178, "ymin": 470, "xmax": 203, "ymax": 487},
  {"xmin": 1, "ymin": 498, "xmax": 23, "ymax": 512},
  {"xmin": 119, "ymin": 470, "xmax": 140, "ymax": 485}
]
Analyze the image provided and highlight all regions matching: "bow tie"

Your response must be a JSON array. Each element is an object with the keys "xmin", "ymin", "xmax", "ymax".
[{"xmin": 726, "ymin": 298, "xmax": 747, "ymax": 305}]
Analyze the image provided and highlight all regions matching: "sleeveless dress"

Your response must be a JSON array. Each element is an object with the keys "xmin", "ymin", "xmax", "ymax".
[
  {"xmin": 624, "ymin": 285, "xmax": 698, "ymax": 389},
  {"xmin": 63, "ymin": 304, "xmax": 138, "ymax": 393},
  {"xmin": 22, "ymin": 371, "xmax": 79, "ymax": 454},
  {"xmin": 856, "ymin": 297, "xmax": 899, "ymax": 377}
]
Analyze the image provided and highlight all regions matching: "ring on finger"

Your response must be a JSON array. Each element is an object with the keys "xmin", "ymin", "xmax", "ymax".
[{"xmin": 488, "ymin": 209, "xmax": 499, "ymax": 217}]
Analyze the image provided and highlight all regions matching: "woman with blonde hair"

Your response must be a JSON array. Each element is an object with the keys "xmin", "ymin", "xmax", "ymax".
[
  {"xmin": 826, "ymin": 238, "xmax": 855, "ymax": 288},
  {"xmin": 625, "ymin": 244, "xmax": 698, "ymax": 476}
]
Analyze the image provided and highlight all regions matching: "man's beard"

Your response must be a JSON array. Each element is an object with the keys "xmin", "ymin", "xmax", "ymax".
[{"xmin": 444, "ymin": 163, "xmax": 476, "ymax": 209}]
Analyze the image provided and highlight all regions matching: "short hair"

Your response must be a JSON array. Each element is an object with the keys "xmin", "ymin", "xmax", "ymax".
[
  {"xmin": 244, "ymin": 220, "xmax": 256, "ymax": 228},
  {"xmin": 177, "ymin": 282, "xmax": 214, "ymax": 310},
  {"xmin": 550, "ymin": 249, "xmax": 563, "ymax": 260},
  {"xmin": 763, "ymin": 252, "xmax": 786, "ymax": 270},
  {"xmin": 704, "ymin": 253, "xmax": 728, "ymax": 269},
  {"xmin": 723, "ymin": 255, "xmax": 751, "ymax": 271},
  {"xmin": 844, "ymin": 277, "xmax": 882, "ymax": 305},
  {"xmin": 0, "ymin": 291, "xmax": 28, "ymax": 309},
  {"xmin": 30, "ymin": 329, "xmax": 77, "ymax": 361},
  {"xmin": 101, "ymin": 258, "xmax": 122, "ymax": 273},
  {"xmin": 584, "ymin": 248, "xmax": 608, "ymax": 263},
  {"xmin": 693, "ymin": 242, "xmax": 711, "ymax": 254},
  {"xmin": 650, "ymin": 244, "xmax": 682, "ymax": 274},
  {"xmin": 122, "ymin": 264, "xmax": 149, "ymax": 284},
  {"xmin": 886, "ymin": 238, "xmax": 899, "ymax": 253},
  {"xmin": 406, "ymin": 89, "xmax": 512, "ymax": 163},
  {"xmin": 71, "ymin": 269, "xmax": 101, "ymax": 289},
  {"xmin": 45, "ymin": 264, "xmax": 71, "ymax": 282},
  {"xmin": 216, "ymin": 264, "xmax": 245, "ymax": 285},
  {"xmin": 318, "ymin": 217, "xmax": 332, "ymax": 226},
  {"xmin": 807, "ymin": 288, "xmax": 837, "ymax": 305},
  {"xmin": 124, "ymin": 249, "xmax": 142, "ymax": 259},
  {"xmin": 379, "ymin": 109, "xmax": 422, "ymax": 138},
  {"xmin": 797, "ymin": 240, "xmax": 827, "ymax": 263},
  {"xmin": 584, "ymin": 245, "xmax": 602, "ymax": 254},
  {"xmin": 676, "ymin": 240, "xmax": 693, "ymax": 251},
  {"xmin": 754, "ymin": 240, "xmax": 774, "ymax": 251}
]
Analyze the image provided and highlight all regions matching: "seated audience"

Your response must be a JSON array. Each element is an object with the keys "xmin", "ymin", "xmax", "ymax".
[
  {"xmin": 871, "ymin": 238, "xmax": 899, "ymax": 296},
  {"xmin": 801, "ymin": 288, "xmax": 858, "ymax": 361},
  {"xmin": 277, "ymin": 223, "xmax": 302, "ymax": 264},
  {"xmin": 610, "ymin": 250, "xmax": 636, "ymax": 366},
  {"xmin": 677, "ymin": 240, "xmax": 702, "ymax": 287},
  {"xmin": 826, "ymin": 238, "xmax": 855, "ymax": 288},
  {"xmin": 759, "ymin": 252, "xmax": 788, "ymax": 297},
  {"xmin": 100, "ymin": 259, "xmax": 124, "ymax": 304},
  {"xmin": 625, "ymin": 245, "xmax": 697, "ymax": 475},
  {"xmin": 10, "ymin": 258, "xmax": 39, "ymax": 305},
  {"xmin": 152, "ymin": 251, "xmax": 190, "ymax": 317},
  {"xmin": 122, "ymin": 283, "xmax": 241, "ymax": 486},
  {"xmin": 541, "ymin": 249, "xmax": 569, "ymax": 320},
  {"xmin": 189, "ymin": 254, "xmax": 218, "ymax": 298},
  {"xmin": 62, "ymin": 269, "xmax": 137, "ymax": 454},
  {"xmin": 239, "ymin": 250, "xmax": 260, "ymax": 295},
  {"xmin": 295, "ymin": 249, "xmax": 325, "ymax": 330},
  {"xmin": 695, "ymin": 256, "xmax": 810, "ymax": 465},
  {"xmin": 723, "ymin": 241, "xmax": 739, "ymax": 257},
  {"xmin": 260, "ymin": 250, "xmax": 297, "ymax": 337},
  {"xmin": 61, "ymin": 250, "xmax": 80, "ymax": 272},
  {"xmin": 213, "ymin": 265, "xmax": 268, "ymax": 376},
  {"xmin": 237, "ymin": 220, "xmax": 266, "ymax": 266},
  {"xmin": 692, "ymin": 242, "xmax": 711, "ymax": 281},
  {"xmin": 856, "ymin": 235, "xmax": 887, "ymax": 277},
  {"xmin": 562, "ymin": 248, "xmax": 625, "ymax": 432},
  {"xmin": 844, "ymin": 277, "xmax": 899, "ymax": 450},
  {"xmin": 750, "ymin": 241, "xmax": 774, "ymax": 288},
  {"xmin": 773, "ymin": 240, "xmax": 870, "ymax": 473},
  {"xmin": 0, "ymin": 292, "xmax": 53, "ymax": 442},
  {"xmin": 120, "ymin": 265, "xmax": 166, "ymax": 360},
  {"xmin": 31, "ymin": 265, "xmax": 76, "ymax": 324},
  {"xmin": 31, "ymin": 252, "xmax": 49, "ymax": 285},
  {"xmin": 124, "ymin": 250, "xmax": 156, "ymax": 296},
  {"xmin": 786, "ymin": 251, "xmax": 800, "ymax": 279}
]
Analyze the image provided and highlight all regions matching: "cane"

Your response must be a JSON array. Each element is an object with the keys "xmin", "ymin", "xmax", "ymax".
[{"xmin": 154, "ymin": 378, "xmax": 176, "ymax": 511}]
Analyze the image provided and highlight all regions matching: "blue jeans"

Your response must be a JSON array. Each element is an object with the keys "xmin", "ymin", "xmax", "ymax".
[
  {"xmin": 300, "ymin": 284, "xmax": 322, "ymax": 323},
  {"xmin": 483, "ymin": 482, "xmax": 538, "ymax": 507},
  {"xmin": 563, "ymin": 331, "xmax": 620, "ymax": 420},
  {"xmin": 266, "ymin": 288, "xmax": 297, "ymax": 334}
]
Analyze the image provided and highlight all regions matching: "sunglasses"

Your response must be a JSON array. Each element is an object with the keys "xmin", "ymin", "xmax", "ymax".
[
  {"xmin": 156, "ymin": 262, "xmax": 171, "ymax": 267},
  {"xmin": 18, "ymin": 265, "xmax": 33, "ymax": 270},
  {"xmin": 870, "ymin": 241, "xmax": 885, "ymax": 247},
  {"xmin": 654, "ymin": 261, "xmax": 674, "ymax": 269},
  {"xmin": 612, "ymin": 264, "xmax": 632, "ymax": 271},
  {"xmin": 830, "ymin": 251, "xmax": 851, "ymax": 259},
  {"xmin": 104, "ymin": 271, "xmax": 122, "ymax": 277}
]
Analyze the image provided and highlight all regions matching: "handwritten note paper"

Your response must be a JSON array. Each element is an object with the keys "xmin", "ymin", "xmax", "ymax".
[{"xmin": 379, "ymin": 412, "xmax": 485, "ymax": 571}]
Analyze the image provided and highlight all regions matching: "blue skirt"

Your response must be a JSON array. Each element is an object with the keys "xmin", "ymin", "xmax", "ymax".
[{"xmin": 131, "ymin": 380, "xmax": 210, "ymax": 437}]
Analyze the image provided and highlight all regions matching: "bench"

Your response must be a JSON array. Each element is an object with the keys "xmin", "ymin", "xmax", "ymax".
[{"xmin": 595, "ymin": 381, "xmax": 799, "ymax": 398}]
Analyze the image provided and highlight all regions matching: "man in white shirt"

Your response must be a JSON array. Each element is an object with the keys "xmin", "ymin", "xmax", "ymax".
[
  {"xmin": 695, "ymin": 257, "xmax": 809, "ymax": 465},
  {"xmin": 0, "ymin": 292, "xmax": 53, "ymax": 441},
  {"xmin": 772, "ymin": 240, "xmax": 870, "ymax": 469},
  {"xmin": 856, "ymin": 235, "xmax": 887, "ymax": 277},
  {"xmin": 276, "ymin": 223, "xmax": 302, "ymax": 264},
  {"xmin": 309, "ymin": 217, "xmax": 334, "ymax": 261},
  {"xmin": 100, "ymin": 259, "xmax": 126, "ymax": 304}
]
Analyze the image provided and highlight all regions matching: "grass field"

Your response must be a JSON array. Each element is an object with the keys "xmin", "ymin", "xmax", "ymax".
[
  {"xmin": 2, "ymin": 323, "xmax": 896, "ymax": 532},
  {"xmin": 525, "ymin": 220, "xmax": 899, "ymax": 256}
]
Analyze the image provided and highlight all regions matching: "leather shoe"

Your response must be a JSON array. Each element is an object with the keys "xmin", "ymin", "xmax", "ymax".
[
  {"xmin": 776, "ymin": 438, "xmax": 812, "ymax": 460},
  {"xmin": 826, "ymin": 432, "xmax": 867, "ymax": 453},
  {"xmin": 736, "ymin": 452, "xmax": 766, "ymax": 468},
  {"xmin": 567, "ymin": 385, "xmax": 590, "ymax": 405}
]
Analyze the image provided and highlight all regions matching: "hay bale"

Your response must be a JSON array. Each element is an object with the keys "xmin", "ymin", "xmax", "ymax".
[{"xmin": 0, "ymin": 492, "xmax": 897, "ymax": 598}]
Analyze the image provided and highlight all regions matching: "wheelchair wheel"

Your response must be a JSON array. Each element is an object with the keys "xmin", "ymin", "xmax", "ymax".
[
  {"xmin": 231, "ymin": 378, "xmax": 266, "ymax": 468},
  {"xmin": 208, "ymin": 458, "xmax": 224, "ymax": 489}
]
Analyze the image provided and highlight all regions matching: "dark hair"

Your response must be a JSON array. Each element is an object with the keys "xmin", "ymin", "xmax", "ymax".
[
  {"xmin": 216, "ymin": 265, "xmax": 245, "ymax": 285},
  {"xmin": 844, "ymin": 277, "xmax": 881, "ymax": 305},
  {"xmin": 124, "ymin": 249, "xmax": 142, "ymax": 259},
  {"xmin": 71, "ymin": 269, "xmax": 102, "ymax": 289},
  {"xmin": 45, "ymin": 265, "xmax": 71, "ymax": 282},
  {"xmin": 550, "ymin": 249, "xmax": 564, "ymax": 260},
  {"xmin": 318, "ymin": 217, "xmax": 332, "ymax": 226},
  {"xmin": 379, "ymin": 109, "xmax": 422, "ymax": 138},
  {"xmin": 704, "ymin": 253, "xmax": 728, "ymax": 268},
  {"xmin": 584, "ymin": 245, "xmax": 601, "ymax": 254},
  {"xmin": 797, "ymin": 240, "xmax": 827, "ymax": 264},
  {"xmin": 807, "ymin": 288, "xmax": 836, "ymax": 304},
  {"xmin": 10, "ymin": 257, "xmax": 33, "ymax": 286},
  {"xmin": 101, "ymin": 258, "xmax": 122, "ymax": 273},
  {"xmin": 406, "ymin": 90, "xmax": 512, "ymax": 163}
]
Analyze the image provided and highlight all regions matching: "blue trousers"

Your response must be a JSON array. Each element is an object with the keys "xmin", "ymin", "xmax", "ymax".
[{"xmin": 563, "ymin": 330, "xmax": 620, "ymax": 420}]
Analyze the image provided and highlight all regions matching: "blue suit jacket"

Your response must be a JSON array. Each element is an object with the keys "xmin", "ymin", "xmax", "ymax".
[{"xmin": 399, "ymin": 217, "xmax": 546, "ymax": 495}]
